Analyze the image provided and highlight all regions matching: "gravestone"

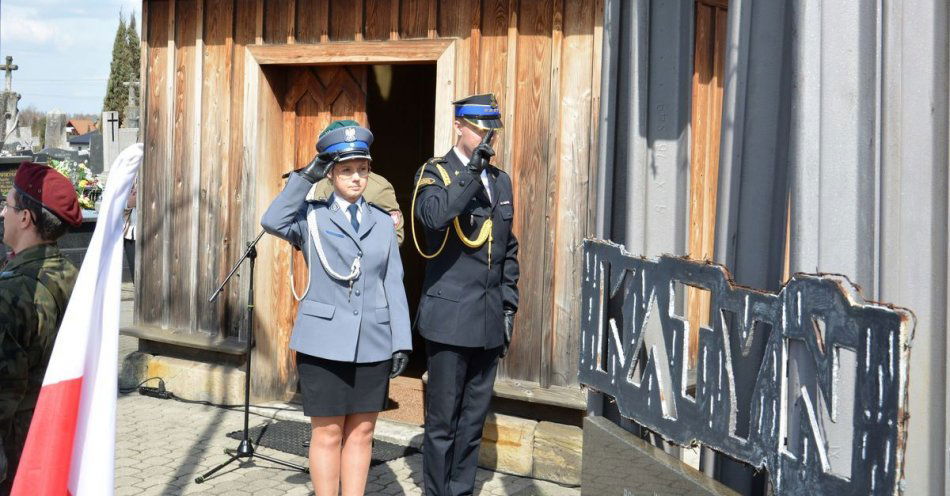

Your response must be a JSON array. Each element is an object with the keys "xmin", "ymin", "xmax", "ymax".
[
  {"xmin": 0, "ymin": 56, "xmax": 21, "ymax": 151},
  {"xmin": 0, "ymin": 157, "xmax": 23, "ymax": 195},
  {"xmin": 122, "ymin": 81, "xmax": 140, "ymax": 130},
  {"xmin": 35, "ymin": 147, "xmax": 79, "ymax": 164},
  {"xmin": 45, "ymin": 110, "xmax": 67, "ymax": 150},
  {"xmin": 118, "ymin": 128, "xmax": 138, "ymax": 160},
  {"xmin": 101, "ymin": 111, "xmax": 120, "ymax": 174},
  {"xmin": 88, "ymin": 132, "xmax": 104, "ymax": 173}
]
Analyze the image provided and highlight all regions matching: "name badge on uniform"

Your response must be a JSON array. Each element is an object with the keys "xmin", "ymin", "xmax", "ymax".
[{"xmin": 325, "ymin": 230, "xmax": 346, "ymax": 238}]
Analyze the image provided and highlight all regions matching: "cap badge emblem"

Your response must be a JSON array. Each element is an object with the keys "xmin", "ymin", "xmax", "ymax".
[{"xmin": 344, "ymin": 128, "xmax": 357, "ymax": 142}]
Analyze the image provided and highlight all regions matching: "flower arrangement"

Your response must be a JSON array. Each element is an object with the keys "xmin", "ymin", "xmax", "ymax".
[{"xmin": 50, "ymin": 158, "xmax": 103, "ymax": 210}]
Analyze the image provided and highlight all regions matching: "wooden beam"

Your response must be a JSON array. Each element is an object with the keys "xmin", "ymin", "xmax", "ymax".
[
  {"xmin": 248, "ymin": 39, "xmax": 453, "ymax": 64},
  {"xmin": 434, "ymin": 40, "xmax": 457, "ymax": 154},
  {"xmin": 226, "ymin": 0, "xmax": 259, "ymax": 338},
  {"xmin": 364, "ymin": 0, "xmax": 395, "ymax": 40},
  {"xmin": 504, "ymin": 0, "xmax": 554, "ymax": 383},
  {"xmin": 198, "ymin": 0, "xmax": 235, "ymax": 334},
  {"xmin": 399, "ymin": 0, "xmax": 428, "ymax": 38},
  {"xmin": 501, "ymin": 0, "xmax": 518, "ymax": 174},
  {"xmin": 140, "ymin": 0, "xmax": 170, "ymax": 327},
  {"xmin": 135, "ymin": 0, "xmax": 149, "ymax": 322},
  {"xmin": 163, "ymin": 0, "xmax": 176, "ymax": 329},
  {"xmin": 255, "ymin": 0, "xmax": 263, "ymax": 44},
  {"xmin": 546, "ymin": 0, "xmax": 595, "ymax": 388},
  {"xmin": 121, "ymin": 325, "xmax": 246, "ymax": 355},
  {"xmin": 539, "ymin": 0, "xmax": 564, "ymax": 388}
]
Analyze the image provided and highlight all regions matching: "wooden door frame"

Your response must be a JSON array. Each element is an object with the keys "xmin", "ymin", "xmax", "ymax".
[
  {"xmin": 243, "ymin": 39, "xmax": 457, "ymax": 166},
  {"xmin": 241, "ymin": 39, "xmax": 457, "ymax": 399}
]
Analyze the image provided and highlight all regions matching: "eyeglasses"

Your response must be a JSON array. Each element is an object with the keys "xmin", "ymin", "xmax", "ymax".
[
  {"xmin": 333, "ymin": 167, "xmax": 371, "ymax": 178},
  {"xmin": 0, "ymin": 200, "xmax": 24, "ymax": 212}
]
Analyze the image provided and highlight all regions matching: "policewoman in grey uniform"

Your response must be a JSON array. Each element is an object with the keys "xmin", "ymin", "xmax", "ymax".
[{"xmin": 261, "ymin": 120, "xmax": 411, "ymax": 496}]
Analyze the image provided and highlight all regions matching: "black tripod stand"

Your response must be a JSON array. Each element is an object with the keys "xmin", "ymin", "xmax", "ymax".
[{"xmin": 196, "ymin": 230, "xmax": 309, "ymax": 483}]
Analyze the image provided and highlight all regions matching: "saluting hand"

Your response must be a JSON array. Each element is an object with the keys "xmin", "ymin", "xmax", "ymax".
[
  {"xmin": 466, "ymin": 129, "xmax": 496, "ymax": 174},
  {"xmin": 390, "ymin": 351, "xmax": 410, "ymax": 378},
  {"xmin": 299, "ymin": 151, "xmax": 338, "ymax": 184}
]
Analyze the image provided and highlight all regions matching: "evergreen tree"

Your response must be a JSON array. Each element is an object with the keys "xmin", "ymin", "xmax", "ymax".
[
  {"xmin": 127, "ymin": 13, "xmax": 141, "ymax": 78},
  {"xmin": 102, "ymin": 15, "xmax": 131, "ymax": 121}
]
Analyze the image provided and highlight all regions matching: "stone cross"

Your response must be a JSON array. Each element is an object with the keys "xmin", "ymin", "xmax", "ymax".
[
  {"xmin": 122, "ymin": 81, "xmax": 141, "ymax": 129},
  {"xmin": 105, "ymin": 112, "xmax": 120, "ymax": 141},
  {"xmin": 0, "ymin": 56, "xmax": 18, "ymax": 92},
  {"xmin": 122, "ymin": 80, "xmax": 140, "ymax": 108},
  {"xmin": 101, "ymin": 111, "xmax": 121, "ymax": 176}
]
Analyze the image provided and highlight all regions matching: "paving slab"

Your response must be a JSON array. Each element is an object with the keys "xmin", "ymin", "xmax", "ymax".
[{"xmin": 115, "ymin": 283, "xmax": 579, "ymax": 495}]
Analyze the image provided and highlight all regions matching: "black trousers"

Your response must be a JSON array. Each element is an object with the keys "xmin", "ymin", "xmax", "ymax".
[
  {"xmin": 423, "ymin": 340, "xmax": 501, "ymax": 496},
  {"xmin": 123, "ymin": 239, "xmax": 135, "ymax": 283}
]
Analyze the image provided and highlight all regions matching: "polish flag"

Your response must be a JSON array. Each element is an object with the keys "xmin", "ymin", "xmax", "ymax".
[{"xmin": 11, "ymin": 144, "xmax": 144, "ymax": 496}]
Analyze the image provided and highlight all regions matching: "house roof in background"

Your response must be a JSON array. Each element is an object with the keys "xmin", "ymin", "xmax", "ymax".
[
  {"xmin": 68, "ymin": 131, "xmax": 99, "ymax": 145},
  {"xmin": 66, "ymin": 119, "xmax": 97, "ymax": 135}
]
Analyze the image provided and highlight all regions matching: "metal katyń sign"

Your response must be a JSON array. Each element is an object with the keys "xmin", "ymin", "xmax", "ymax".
[{"xmin": 578, "ymin": 240, "xmax": 913, "ymax": 495}]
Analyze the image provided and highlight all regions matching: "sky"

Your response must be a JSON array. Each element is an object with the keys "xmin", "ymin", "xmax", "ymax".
[{"xmin": 0, "ymin": 0, "xmax": 141, "ymax": 115}]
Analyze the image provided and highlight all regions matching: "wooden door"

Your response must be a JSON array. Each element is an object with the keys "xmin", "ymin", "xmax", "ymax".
[
  {"xmin": 687, "ymin": 0, "xmax": 727, "ymax": 365},
  {"xmin": 263, "ymin": 66, "xmax": 368, "ymax": 398}
]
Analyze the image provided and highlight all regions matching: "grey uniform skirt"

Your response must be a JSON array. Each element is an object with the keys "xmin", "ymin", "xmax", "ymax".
[{"xmin": 296, "ymin": 352, "xmax": 391, "ymax": 417}]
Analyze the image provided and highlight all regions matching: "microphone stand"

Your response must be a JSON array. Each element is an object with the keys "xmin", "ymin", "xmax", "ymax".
[{"xmin": 196, "ymin": 230, "xmax": 309, "ymax": 483}]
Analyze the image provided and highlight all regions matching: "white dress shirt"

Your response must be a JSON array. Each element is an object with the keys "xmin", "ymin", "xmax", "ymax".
[
  {"xmin": 332, "ymin": 194, "xmax": 364, "ymax": 226},
  {"xmin": 453, "ymin": 146, "xmax": 492, "ymax": 203}
]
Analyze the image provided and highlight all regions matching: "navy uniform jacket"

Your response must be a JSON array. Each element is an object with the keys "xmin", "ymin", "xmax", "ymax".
[
  {"xmin": 414, "ymin": 149, "xmax": 520, "ymax": 349},
  {"xmin": 261, "ymin": 173, "xmax": 412, "ymax": 363}
]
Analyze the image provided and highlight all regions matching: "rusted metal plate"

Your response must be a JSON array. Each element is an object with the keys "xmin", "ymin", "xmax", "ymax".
[{"xmin": 578, "ymin": 239, "xmax": 914, "ymax": 495}]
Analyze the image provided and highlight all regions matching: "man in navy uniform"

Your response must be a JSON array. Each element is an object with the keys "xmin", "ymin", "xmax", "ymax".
[{"xmin": 412, "ymin": 94, "xmax": 520, "ymax": 496}]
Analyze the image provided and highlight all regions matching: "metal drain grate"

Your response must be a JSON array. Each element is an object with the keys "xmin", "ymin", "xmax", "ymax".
[{"xmin": 227, "ymin": 419, "xmax": 418, "ymax": 464}]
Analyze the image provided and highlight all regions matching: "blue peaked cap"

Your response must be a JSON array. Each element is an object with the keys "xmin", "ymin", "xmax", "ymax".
[
  {"xmin": 453, "ymin": 93, "xmax": 503, "ymax": 129},
  {"xmin": 317, "ymin": 120, "xmax": 374, "ymax": 162}
]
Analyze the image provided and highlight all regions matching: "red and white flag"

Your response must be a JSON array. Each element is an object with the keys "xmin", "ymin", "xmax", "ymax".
[{"xmin": 12, "ymin": 144, "xmax": 144, "ymax": 496}]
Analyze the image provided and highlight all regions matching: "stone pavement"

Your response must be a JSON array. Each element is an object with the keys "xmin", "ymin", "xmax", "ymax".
[{"xmin": 116, "ymin": 284, "xmax": 580, "ymax": 496}]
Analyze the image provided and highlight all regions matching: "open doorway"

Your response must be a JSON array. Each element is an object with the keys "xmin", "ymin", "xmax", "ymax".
[{"xmin": 365, "ymin": 64, "xmax": 436, "ymax": 377}]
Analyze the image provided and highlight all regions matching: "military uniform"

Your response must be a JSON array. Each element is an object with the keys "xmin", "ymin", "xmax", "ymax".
[
  {"xmin": 0, "ymin": 244, "xmax": 78, "ymax": 487},
  {"xmin": 413, "ymin": 94, "xmax": 519, "ymax": 496},
  {"xmin": 309, "ymin": 172, "xmax": 404, "ymax": 245}
]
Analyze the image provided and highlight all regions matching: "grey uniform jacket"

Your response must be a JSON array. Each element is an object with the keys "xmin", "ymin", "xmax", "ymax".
[{"xmin": 261, "ymin": 173, "xmax": 412, "ymax": 363}]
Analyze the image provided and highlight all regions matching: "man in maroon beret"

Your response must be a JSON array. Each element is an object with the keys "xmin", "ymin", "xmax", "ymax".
[{"xmin": 0, "ymin": 161, "xmax": 81, "ymax": 489}]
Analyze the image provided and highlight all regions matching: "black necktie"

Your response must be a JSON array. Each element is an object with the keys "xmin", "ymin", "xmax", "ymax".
[{"xmin": 348, "ymin": 204, "xmax": 359, "ymax": 232}]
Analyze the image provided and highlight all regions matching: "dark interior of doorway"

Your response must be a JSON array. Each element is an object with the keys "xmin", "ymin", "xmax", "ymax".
[{"xmin": 365, "ymin": 63, "xmax": 435, "ymax": 376}]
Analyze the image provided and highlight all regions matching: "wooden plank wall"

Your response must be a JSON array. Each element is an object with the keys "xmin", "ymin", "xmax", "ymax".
[{"xmin": 141, "ymin": 0, "xmax": 603, "ymax": 395}]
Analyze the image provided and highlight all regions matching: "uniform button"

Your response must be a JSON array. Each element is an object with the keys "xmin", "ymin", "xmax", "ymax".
[
  {"xmin": 355, "ymin": 290, "xmax": 361, "ymax": 296},
  {"xmin": 358, "ymin": 251, "xmax": 363, "ymax": 256},
  {"xmin": 459, "ymin": 180, "xmax": 466, "ymax": 186},
  {"xmin": 353, "ymin": 309, "xmax": 359, "ymax": 315},
  {"xmin": 437, "ymin": 290, "xmax": 443, "ymax": 295}
]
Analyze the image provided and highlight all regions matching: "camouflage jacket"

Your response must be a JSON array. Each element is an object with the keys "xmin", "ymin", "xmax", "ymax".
[
  {"xmin": 0, "ymin": 243, "xmax": 77, "ymax": 472},
  {"xmin": 309, "ymin": 172, "xmax": 405, "ymax": 245}
]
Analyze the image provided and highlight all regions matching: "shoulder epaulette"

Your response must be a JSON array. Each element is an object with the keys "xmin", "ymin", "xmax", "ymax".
[
  {"xmin": 306, "ymin": 197, "xmax": 330, "ymax": 206},
  {"xmin": 420, "ymin": 156, "xmax": 452, "ymax": 186},
  {"xmin": 367, "ymin": 202, "xmax": 390, "ymax": 215}
]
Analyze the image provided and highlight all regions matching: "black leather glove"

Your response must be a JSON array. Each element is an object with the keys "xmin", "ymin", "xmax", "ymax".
[
  {"xmin": 390, "ymin": 351, "xmax": 409, "ymax": 378},
  {"xmin": 299, "ymin": 151, "xmax": 337, "ymax": 184},
  {"xmin": 466, "ymin": 130, "xmax": 496, "ymax": 175},
  {"xmin": 501, "ymin": 310, "xmax": 515, "ymax": 358}
]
